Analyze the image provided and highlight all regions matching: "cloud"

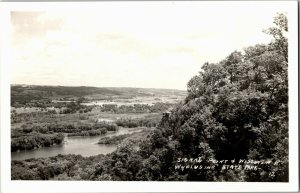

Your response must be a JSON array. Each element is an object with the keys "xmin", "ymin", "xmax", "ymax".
[
  {"xmin": 11, "ymin": 12, "xmax": 63, "ymax": 45},
  {"xmin": 10, "ymin": 2, "xmax": 290, "ymax": 89}
]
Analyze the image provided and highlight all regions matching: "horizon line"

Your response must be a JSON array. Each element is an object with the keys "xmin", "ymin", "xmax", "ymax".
[{"xmin": 11, "ymin": 83, "xmax": 188, "ymax": 91}]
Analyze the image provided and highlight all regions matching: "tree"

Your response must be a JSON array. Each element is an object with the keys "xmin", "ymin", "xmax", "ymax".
[{"xmin": 263, "ymin": 13, "xmax": 288, "ymax": 62}]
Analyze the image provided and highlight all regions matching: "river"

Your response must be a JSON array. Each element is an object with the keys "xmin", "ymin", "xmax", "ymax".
[{"xmin": 11, "ymin": 127, "xmax": 142, "ymax": 161}]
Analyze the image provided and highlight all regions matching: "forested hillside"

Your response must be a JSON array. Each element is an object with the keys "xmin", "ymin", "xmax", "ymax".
[
  {"xmin": 12, "ymin": 13, "xmax": 289, "ymax": 181},
  {"xmin": 155, "ymin": 13, "xmax": 288, "ymax": 181}
]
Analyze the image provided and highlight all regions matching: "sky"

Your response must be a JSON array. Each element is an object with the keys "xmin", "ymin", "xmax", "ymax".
[{"xmin": 10, "ymin": 1, "xmax": 290, "ymax": 90}]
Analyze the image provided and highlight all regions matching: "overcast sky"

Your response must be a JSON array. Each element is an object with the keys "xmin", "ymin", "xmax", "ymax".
[{"xmin": 11, "ymin": 2, "xmax": 290, "ymax": 90}]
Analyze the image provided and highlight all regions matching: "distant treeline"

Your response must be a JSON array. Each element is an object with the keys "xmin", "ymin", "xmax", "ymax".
[
  {"xmin": 11, "ymin": 100, "xmax": 93, "ymax": 114},
  {"xmin": 46, "ymin": 122, "xmax": 117, "ymax": 136},
  {"xmin": 11, "ymin": 101, "xmax": 173, "ymax": 116},
  {"xmin": 99, "ymin": 102, "xmax": 173, "ymax": 113},
  {"xmin": 67, "ymin": 128, "xmax": 107, "ymax": 137}
]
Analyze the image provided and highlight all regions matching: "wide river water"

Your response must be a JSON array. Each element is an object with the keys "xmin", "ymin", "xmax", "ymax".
[{"xmin": 11, "ymin": 127, "xmax": 142, "ymax": 161}]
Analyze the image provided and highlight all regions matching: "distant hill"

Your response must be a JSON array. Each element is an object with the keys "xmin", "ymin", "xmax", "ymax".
[{"xmin": 11, "ymin": 84, "xmax": 187, "ymax": 105}]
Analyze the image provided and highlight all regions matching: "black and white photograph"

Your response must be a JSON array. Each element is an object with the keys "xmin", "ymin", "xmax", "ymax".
[{"xmin": 0, "ymin": 1, "xmax": 298, "ymax": 192}]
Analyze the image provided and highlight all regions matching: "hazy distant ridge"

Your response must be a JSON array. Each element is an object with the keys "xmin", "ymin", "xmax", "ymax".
[{"xmin": 11, "ymin": 84, "xmax": 187, "ymax": 102}]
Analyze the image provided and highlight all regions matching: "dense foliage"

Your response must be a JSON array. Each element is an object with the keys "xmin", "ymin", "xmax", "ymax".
[
  {"xmin": 158, "ymin": 13, "xmax": 288, "ymax": 181},
  {"xmin": 11, "ymin": 132, "xmax": 64, "ymax": 152},
  {"xmin": 12, "ymin": 154, "xmax": 105, "ymax": 180},
  {"xmin": 11, "ymin": 14, "xmax": 289, "ymax": 182}
]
